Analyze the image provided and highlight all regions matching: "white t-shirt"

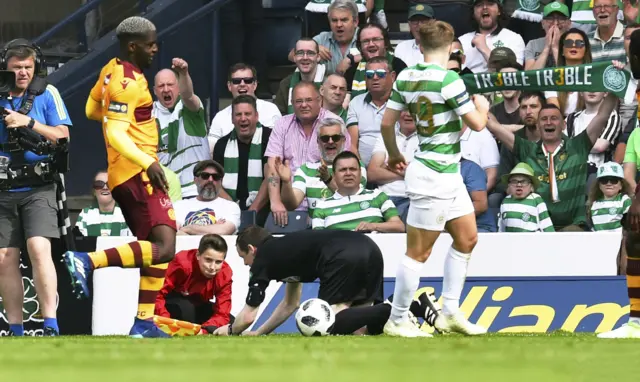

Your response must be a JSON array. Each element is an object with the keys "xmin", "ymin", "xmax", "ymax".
[
  {"xmin": 174, "ymin": 197, "xmax": 242, "ymax": 233},
  {"xmin": 544, "ymin": 91, "xmax": 578, "ymax": 116},
  {"xmin": 394, "ymin": 39, "xmax": 423, "ymax": 68},
  {"xmin": 459, "ymin": 28, "xmax": 525, "ymax": 73},
  {"xmin": 208, "ymin": 99, "xmax": 281, "ymax": 149},
  {"xmin": 460, "ymin": 127, "xmax": 499, "ymax": 170},
  {"xmin": 370, "ymin": 130, "xmax": 419, "ymax": 197}
]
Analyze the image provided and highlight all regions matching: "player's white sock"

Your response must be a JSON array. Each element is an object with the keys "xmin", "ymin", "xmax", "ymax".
[
  {"xmin": 390, "ymin": 255, "xmax": 424, "ymax": 323},
  {"xmin": 442, "ymin": 246, "xmax": 471, "ymax": 316}
]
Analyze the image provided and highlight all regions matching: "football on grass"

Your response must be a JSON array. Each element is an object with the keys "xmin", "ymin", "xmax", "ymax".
[{"xmin": 295, "ymin": 298, "xmax": 335, "ymax": 336}]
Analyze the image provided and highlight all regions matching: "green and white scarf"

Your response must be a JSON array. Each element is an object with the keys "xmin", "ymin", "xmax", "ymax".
[
  {"xmin": 351, "ymin": 52, "xmax": 394, "ymax": 98},
  {"xmin": 462, "ymin": 61, "xmax": 634, "ymax": 100},
  {"xmin": 288, "ymin": 64, "xmax": 326, "ymax": 114},
  {"xmin": 222, "ymin": 125, "xmax": 264, "ymax": 207},
  {"xmin": 512, "ymin": 0, "xmax": 543, "ymax": 23}
]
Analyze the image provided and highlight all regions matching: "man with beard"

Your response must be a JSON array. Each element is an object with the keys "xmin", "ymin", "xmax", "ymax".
[
  {"xmin": 459, "ymin": 0, "xmax": 525, "ymax": 73},
  {"xmin": 213, "ymin": 95, "xmax": 271, "ymax": 225},
  {"xmin": 275, "ymin": 39, "xmax": 327, "ymax": 115},
  {"xmin": 346, "ymin": 56, "xmax": 396, "ymax": 166},
  {"xmin": 173, "ymin": 160, "xmax": 241, "ymax": 235},
  {"xmin": 275, "ymin": 118, "xmax": 366, "ymax": 213},
  {"xmin": 208, "ymin": 63, "xmax": 281, "ymax": 152},
  {"xmin": 486, "ymin": 70, "xmax": 624, "ymax": 231},
  {"xmin": 338, "ymin": 23, "xmax": 406, "ymax": 99},
  {"xmin": 153, "ymin": 58, "xmax": 209, "ymax": 198},
  {"xmin": 320, "ymin": 74, "xmax": 349, "ymax": 122},
  {"xmin": 311, "ymin": 151, "xmax": 404, "ymax": 232}
]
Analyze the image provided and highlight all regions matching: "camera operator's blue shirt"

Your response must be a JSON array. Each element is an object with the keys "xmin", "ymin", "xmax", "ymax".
[
  {"xmin": 0, "ymin": 84, "xmax": 72, "ymax": 191},
  {"xmin": 0, "ymin": 84, "xmax": 72, "ymax": 161}
]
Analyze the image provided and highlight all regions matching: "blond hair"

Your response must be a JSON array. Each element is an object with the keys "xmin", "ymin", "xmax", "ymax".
[{"xmin": 419, "ymin": 21, "xmax": 455, "ymax": 53}]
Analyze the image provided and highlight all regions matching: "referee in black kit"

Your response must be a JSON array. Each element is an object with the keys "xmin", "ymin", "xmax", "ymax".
[{"xmin": 212, "ymin": 226, "xmax": 396, "ymax": 336}]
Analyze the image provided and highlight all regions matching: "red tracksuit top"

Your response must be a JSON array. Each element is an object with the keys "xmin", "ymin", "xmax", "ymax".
[{"xmin": 155, "ymin": 249, "xmax": 233, "ymax": 328}]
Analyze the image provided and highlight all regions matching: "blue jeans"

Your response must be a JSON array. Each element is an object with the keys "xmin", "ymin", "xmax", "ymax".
[{"xmin": 389, "ymin": 196, "xmax": 410, "ymax": 228}]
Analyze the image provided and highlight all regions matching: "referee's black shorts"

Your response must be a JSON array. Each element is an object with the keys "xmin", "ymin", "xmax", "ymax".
[{"xmin": 317, "ymin": 234, "xmax": 384, "ymax": 306}]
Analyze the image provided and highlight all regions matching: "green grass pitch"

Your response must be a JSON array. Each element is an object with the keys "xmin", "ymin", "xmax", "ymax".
[{"xmin": 1, "ymin": 333, "xmax": 639, "ymax": 381}]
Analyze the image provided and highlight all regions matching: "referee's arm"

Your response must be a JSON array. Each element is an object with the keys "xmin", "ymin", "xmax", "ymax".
[{"xmin": 253, "ymin": 282, "xmax": 302, "ymax": 335}]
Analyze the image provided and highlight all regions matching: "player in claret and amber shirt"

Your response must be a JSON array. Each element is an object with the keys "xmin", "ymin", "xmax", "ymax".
[{"xmin": 63, "ymin": 16, "xmax": 177, "ymax": 338}]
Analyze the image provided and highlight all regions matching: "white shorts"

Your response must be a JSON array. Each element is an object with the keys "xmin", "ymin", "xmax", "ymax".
[{"xmin": 404, "ymin": 161, "xmax": 473, "ymax": 231}]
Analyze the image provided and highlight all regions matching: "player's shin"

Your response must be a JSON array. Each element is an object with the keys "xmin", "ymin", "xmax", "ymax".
[
  {"xmin": 331, "ymin": 303, "xmax": 392, "ymax": 335},
  {"xmin": 88, "ymin": 241, "xmax": 159, "ymax": 270},
  {"xmin": 441, "ymin": 246, "xmax": 471, "ymax": 316},
  {"xmin": 627, "ymin": 256, "xmax": 640, "ymax": 324},
  {"xmin": 137, "ymin": 263, "xmax": 168, "ymax": 320},
  {"xmin": 389, "ymin": 255, "xmax": 424, "ymax": 323}
]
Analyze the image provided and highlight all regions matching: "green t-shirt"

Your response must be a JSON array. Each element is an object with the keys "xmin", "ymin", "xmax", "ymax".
[{"xmin": 513, "ymin": 131, "xmax": 592, "ymax": 229}]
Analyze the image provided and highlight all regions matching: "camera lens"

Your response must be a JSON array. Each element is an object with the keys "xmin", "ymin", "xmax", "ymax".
[{"xmin": 0, "ymin": 71, "xmax": 16, "ymax": 94}]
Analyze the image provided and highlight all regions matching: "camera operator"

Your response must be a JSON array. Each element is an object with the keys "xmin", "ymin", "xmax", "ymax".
[{"xmin": 0, "ymin": 39, "xmax": 71, "ymax": 336}]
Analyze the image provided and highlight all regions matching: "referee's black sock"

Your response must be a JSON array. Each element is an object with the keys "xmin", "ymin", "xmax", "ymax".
[{"xmin": 330, "ymin": 303, "xmax": 391, "ymax": 335}]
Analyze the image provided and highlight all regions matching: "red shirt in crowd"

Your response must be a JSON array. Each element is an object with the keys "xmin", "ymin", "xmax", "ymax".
[{"xmin": 155, "ymin": 249, "xmax": 233, "ymax": 328}]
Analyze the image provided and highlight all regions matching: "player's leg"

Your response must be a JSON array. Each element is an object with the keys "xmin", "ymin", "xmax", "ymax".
[
  {"xmin": 598, "ymin": 230, "xmax": 640, "ymax": 338},
  {"xmin": 22, "ymin": 185, "xmax": 61, "ymax": 335},
  {"xmin": 435, "ymin": 187, "xmax": 486, "ymax": 335}
]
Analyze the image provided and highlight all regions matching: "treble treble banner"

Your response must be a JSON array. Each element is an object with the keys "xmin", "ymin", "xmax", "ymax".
[{"xmin": 461, "ymin": 61, "xmax": 635, "ymax": 100}]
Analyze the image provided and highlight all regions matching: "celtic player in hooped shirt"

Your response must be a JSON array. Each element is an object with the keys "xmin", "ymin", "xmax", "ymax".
[
  {"xmin": 380, "ymin": 21, "xmax": 490, "ymax": 338},
  {"xmin": 62, "ymin": 16, "xmax": 177, "ymax": 338}
]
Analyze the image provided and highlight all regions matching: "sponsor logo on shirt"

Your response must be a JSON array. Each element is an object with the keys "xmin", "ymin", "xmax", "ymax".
[{"xmin": 108, "ymin": 101, "xmax": 128, "ymax": 114}]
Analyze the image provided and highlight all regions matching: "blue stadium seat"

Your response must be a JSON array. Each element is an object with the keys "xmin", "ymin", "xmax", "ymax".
[
  {"xmin": 264, "ymin": 211, "xmax": 310, "ymax": 234},
  {"xmin": 239, "ymin": 210, "xmax": 257, "ymax": 233}
]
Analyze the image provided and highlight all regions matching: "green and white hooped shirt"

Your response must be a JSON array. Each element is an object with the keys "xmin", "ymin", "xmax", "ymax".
[{"xmin": 75, "ymin": 206, "xmax": 133, "ymax": 237}]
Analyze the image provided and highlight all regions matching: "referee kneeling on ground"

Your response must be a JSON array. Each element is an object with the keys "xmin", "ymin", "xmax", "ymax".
[
  {"xmin": 0, "ymin": 39, "xmax": 71, "ymax": 336},
  {"xmin": 213, "ymin": 226, "xmax": 394, "ymax": 336}
]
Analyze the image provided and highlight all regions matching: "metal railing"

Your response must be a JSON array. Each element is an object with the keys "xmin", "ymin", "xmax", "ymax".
[{"xmin": 58, "ymin": 0, "xmax": 233, "ymax": 117}]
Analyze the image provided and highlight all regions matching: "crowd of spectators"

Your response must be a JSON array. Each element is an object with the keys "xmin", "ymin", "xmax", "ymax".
[{"xmin": 74, "ymin": 0, "xmax": 640, "ymax": 240}]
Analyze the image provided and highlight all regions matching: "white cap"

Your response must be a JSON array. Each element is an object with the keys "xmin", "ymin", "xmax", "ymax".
[{"xmin": 597, "ymin": 161, "xmax": 624, "ymax": 179}]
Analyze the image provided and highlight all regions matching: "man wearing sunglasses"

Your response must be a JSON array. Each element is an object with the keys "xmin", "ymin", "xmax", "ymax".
[
  {"xmin": 173, "ymin": 160, "xmax": 241, "ymax": 236},
  {"xmin": 275, "ymin": 118, "xmax": 366, "ymax": 213},
  {"xmin": 346, "ymin": 56, "xmax": 395, "ymax": 167},
  {"xmin": 524, "ymin": 2, "xmax": 572, "ymax": 70},
  {"xmin": 208, "ymin": 63, "xmax": 281, "ymax": 152}
]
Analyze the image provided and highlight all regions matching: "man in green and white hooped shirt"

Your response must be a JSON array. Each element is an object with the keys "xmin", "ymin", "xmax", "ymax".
[
  {"xmin": 311, "ymin": 151, "xmax": 404, "ymax": 231},
  {"xmin": 498, "ymin": 162, "xmax": 555, "ymax": 232},
  {"xmin": 275, "ymin": 117, "xmax": 367, "ymax": 213},
  {"xmin": 153, "ymin": 58, "xmax": 210, "ymax": 199},
  {"xmin": 379, "ymin": 21, "xmax": 491, "ymax": 338}
]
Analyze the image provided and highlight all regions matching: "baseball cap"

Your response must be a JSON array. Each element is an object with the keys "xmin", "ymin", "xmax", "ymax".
[
  {"xmin": 543, "ymin": 2, "xmax": 570, "ymax": 18},
  {"xmin": 502, "ymin": 163, "xmax": 540, "ymax": 189},
  {"xmin": 193, "ymin": 159, "xmax": 225, "ymax": 177},
  {"xmin": 597, "ymin": 161, "xmax": 624, "ymax": 179},
  {"xmin": 408, "ymin": 3, "xmax": 434, "ymax": 19},
  {"xmin": 488, "ymin": 47, "xmax": 521, "ymax": 70}
]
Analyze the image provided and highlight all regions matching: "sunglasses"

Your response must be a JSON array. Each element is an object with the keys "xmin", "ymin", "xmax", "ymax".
[
  {"xmin": 598, "ymin": 177, "xmax": 620, "ymax": 185},
  {"xmin": 365, "ymin": 69, "xmax": 387, "ymax": 79},
  {"xmin": 230, "ymin": 77, "xmax": 255, "ymax": 85},
  {"xmin": 563, "ymin": 39, "xmax": 586, "ymax": 48},
  {"xmin": 319, "ymin": 134, "xmax": 344, "ymax": 143},
  {"xmin": 93, "ymin": 180, "xmax": 108, "ymax": 190},
  {"xmin": 199, "ymin": 172, "xmax": 223, "ymax": 181}
]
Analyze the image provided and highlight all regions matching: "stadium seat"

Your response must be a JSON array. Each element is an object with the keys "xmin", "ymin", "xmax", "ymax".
[
  {"xmin": 239, "ymin": 210, "xmax": 257, "ymax": 233},
  {"xmin": 264, "ymin": 211, "xmax": 310, "ymax": 234}
]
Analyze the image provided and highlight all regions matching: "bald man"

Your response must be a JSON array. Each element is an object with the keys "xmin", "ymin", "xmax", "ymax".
[
  {"xmin": 152, "ymin": 58, "xmax": 210, "ymax": 198},
  {"xmin": 320, "ymin": 74, "xmax": 348, "ymax": 122}
]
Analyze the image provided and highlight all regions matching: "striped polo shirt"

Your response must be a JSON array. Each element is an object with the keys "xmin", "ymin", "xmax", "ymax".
[
  {"xmin": 311, "ymin": 187, "xmax": 398, "ymax": 230},
  {"xmin": 498, "ymin": 193, "xmax": 555, "ymax": 233},
  {"xmin": 590, "ymin": 193, "xmax": 631, "ymax": 232},
  {"xmin": 589, "ymin": 22, "xmax": 626, "ymax": 63}
]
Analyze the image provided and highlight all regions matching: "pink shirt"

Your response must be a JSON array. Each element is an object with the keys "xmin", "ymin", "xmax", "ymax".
[{"xmin": 264, "ymin": 108, "xmax": 350, "ymax": 174}]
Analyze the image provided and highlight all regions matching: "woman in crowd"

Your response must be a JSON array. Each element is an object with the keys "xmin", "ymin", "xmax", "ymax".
[
  {"xmin": 545, "ymin": 28, "xmax": 592, "ymax": 116},
  {"xmin": 74, "ymin": 170, "xmax": 132, "ymax": 237}
]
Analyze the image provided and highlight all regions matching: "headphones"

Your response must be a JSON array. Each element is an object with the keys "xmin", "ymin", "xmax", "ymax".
[{"xmin": 0, "ymin": 39, "xmax": 43, "ymax": 74}]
